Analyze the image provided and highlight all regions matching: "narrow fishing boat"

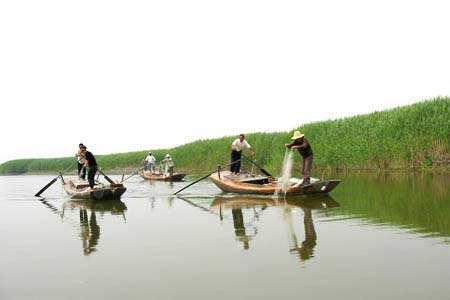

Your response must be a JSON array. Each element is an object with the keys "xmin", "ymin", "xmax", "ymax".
[
  {"xmin": 141, "ymin": 171, "xmax": 186, "ymax": 182},
  {"xmin": 62, "ymin": 178, "xmax": 126, "ymax": 200},
  {"xmin": 209, "ymin": 170, "xmax": 340, "ymax": 196}
]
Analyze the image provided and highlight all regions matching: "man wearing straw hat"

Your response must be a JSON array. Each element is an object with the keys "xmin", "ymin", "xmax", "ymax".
[
  {"xmin": 162, "ymin": 153, "xmax": 175, "ymax": 177},
  {"xmin": 285, "ymin": 131, "xmax": 314, "ymax": 185}
]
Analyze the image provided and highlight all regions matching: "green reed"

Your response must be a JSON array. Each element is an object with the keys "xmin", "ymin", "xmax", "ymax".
[{"xmin": 1, "ymin": 97, "xmax": 449, "ymax": 175}]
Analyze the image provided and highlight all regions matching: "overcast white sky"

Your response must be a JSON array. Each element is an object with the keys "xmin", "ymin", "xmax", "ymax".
[{"xmin": 1, "ymin": 0, "xmax": 449, "ymax": 163}]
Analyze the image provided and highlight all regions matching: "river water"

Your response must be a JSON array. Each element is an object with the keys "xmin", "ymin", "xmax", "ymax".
[{"xmin": 1, "ymin": 173, "xmax": 449, "ymax": 300}]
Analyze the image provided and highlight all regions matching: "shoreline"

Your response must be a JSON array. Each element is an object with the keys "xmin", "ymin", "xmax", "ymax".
[{"xmin": 2, "ymin": 164, "xmax": 448, "ymax": 176}]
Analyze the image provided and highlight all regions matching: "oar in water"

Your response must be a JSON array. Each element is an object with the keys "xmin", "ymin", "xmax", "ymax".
[
  {"xmin": 35, "ymin": 176, "xmax": 59, "ymax": 197},
  {"xmin": 120, "ymin": 166, "xmax": 144, "ymax": 183},
  {"xmin": 242, "ymin": 154, "xmax": 273, "ymax": 177},
  {"xmin": 173, "ymin": 171, "xmax": 215, "ymax": 195},
  {"xmin": 35, "ymin": 165, "xmax": 74, "ymax": 197},
  {"xmin": 97, "ymin": 168, "xmax": 116, "ymax": 184},
  {"xmin": 173, "ymin": 159, "xmax": 240, "ymax": 195}
]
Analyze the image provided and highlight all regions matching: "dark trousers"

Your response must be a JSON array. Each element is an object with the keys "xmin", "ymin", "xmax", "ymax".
[
  {"xmin": 87, "ymin": 166, "xmax": 97, "ymax": 188},
  {"xmin": 230, "ymin": 150, "xmax": 242, "ymax": 173},
  {"xmin": 77, "ymin": 163, "xmax": 86, "ymax": 180},
  {"xmin": 301, "ymin": 155, "xmax": 313, "ymax": 182}
]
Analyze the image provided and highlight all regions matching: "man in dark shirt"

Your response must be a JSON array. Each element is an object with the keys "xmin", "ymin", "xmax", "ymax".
[
  {"xmin": 80, "ymin": 145, "xmax": 98, "ymax": 189},
  {"xmin": 285, "ymin": 131, "xmax": 314, "ymax": 185}
]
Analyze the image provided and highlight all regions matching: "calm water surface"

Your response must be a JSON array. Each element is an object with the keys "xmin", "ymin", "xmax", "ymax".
[{"xmin": 1, "ymin": 173, "xmax": 449, "ymax": 300}]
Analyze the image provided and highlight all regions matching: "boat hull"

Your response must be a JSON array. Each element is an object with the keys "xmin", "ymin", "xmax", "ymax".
[
  {"xmin": 209, "ymin": 171, "xmax": 340, "ymax": 196},
  {"xmin": 141, "ymin": 171, "xmax": 186, "ymax": 182},
  {"xmin": 63, "ymin": 181, "xmax": 126, "ymax": 200}
]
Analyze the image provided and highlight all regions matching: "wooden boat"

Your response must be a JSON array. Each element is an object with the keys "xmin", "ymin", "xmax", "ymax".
[
  {"xmin": 141, "ymin": 171, "xmax": 186, "ymax": 182},
  {"xmin": 62, "ymin": 180, "xmax": 126, "ymax": 200},
  {"xmin": 209, "ymin": 170, "xmax": 340, "ymax": 196}
]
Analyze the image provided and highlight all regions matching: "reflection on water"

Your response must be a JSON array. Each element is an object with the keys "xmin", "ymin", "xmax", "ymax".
[
  {"xmin": 39, "ymin": 199, "xmax": 127, "ymax": 256},
  {"xmin": 182, "ymin": 194, "xmax": 340, "ymax": 262},
  {"xmin": 66, "ymin": 200, "xmax": 127, "ymax": 255},
  {"xmin": 78, "ymin": 209, "xmax": 100, "ymax": 255},
  {"xmin": 35, "ymin": 173, "xmax": 450, "ymax": 260},
  {"xmin": 2, "ymin": 174, "xmax": 450, "ymax": 300},
  {"xmin": 231, "ymin": 208, "xmax": 253, "ymax": 250},
  {"xmin": 329, "ymin": 173, "xmax": 450, "ymax": 240},
  {"xmin": 284, "ymin": 207, "xmax": 316, "ymax": 262}
]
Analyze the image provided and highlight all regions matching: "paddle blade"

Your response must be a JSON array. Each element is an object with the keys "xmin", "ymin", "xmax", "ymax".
[{"xmin": 35, "ymin": 177, "xmax": 58, "ymax": 197}]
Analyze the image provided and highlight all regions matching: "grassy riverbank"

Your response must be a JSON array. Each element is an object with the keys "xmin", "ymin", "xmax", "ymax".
[{"xmin": 1, "ymin": 97, "xmax": 449, "ymax": 175}]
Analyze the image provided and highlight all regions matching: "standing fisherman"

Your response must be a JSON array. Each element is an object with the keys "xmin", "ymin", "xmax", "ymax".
[
  {"xmin": 75, "ymin": 143, "xmax": 86, "ymax": 180},
  {"xmin": 230, "ymin": 134, "xmax": 254, "ymax": 174},
  {"xmin": 285, "ymin": 131, "xmax": 314, "ymax": 185},
  {"xmin": 162, "ymin": 154, "xmax": 175, "ymax": 177},
  {"xmin": 143, "ymin": 152, "xmax": 157, "ymax": 173},
  {"xmin": 80, "ymin": 145, "xmax": 98, "ymax": 189}
]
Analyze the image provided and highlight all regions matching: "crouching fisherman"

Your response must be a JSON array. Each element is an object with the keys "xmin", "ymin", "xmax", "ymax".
[
  {"xmin": 162, "ymin": 154, "xmax": 174, "ymax": 177},
  {"xmin": 285, "ymin": 131, "xmax": 314, "ymax": 185},
  {"xmin": 80, "ymin": 145, "xmax": 98, "ymax": 189},
  {"xmin": 143, "ymin": 152, "xmax": 156, "ymax": 173},
  {"xmin": 230, "ymin": 134, "xmax": 254, "ymax": 175}
]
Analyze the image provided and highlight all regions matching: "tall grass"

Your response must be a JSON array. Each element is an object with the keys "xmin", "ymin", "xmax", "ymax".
[{"xmin": 1, "ymin": 97, "xmax": 449, "ymax": 175}]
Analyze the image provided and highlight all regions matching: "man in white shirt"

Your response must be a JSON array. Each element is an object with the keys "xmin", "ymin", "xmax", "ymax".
[
  {"xmin": 230, "ymin": 134, "xmax": 254, "ymax": 174},
  {"xmin": 143, "ymin": 152, "xmax": 157, "ymax": 173}
]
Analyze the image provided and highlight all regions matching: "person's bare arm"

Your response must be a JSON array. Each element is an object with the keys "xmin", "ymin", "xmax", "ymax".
[
  {"xmin": 285, "ymin": 141, "xmax": 295, "ymax": 148},
  {"xmin": 285, "ymin": 138, "xmax": 309, "ymax": 149},
  {"xmin": 298, "ymin": 138, "xmax": 310, "ymax": 149}
]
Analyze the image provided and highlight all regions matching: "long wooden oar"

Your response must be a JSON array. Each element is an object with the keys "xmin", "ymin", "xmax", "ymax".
[
  {"xmin": 35, "ymin": 177, "xmax": 59, "ymax": 197},
  {"xmin": 242, "ymin": 154, "xmax": 273, "ymax": 177},
  {"xmin": 120, "ymin": 166, "xmax": 144, "ymax": 183},
  {"xmin": 97, "ymin": 168, "xmax": 116, "ymax": 184},
  {"xmin": 173, "ymin": 159, "xmax": 240, "ymax": 195},
  {"xmin": 35, "ymin": 165, "xmax": 74, "ymax": 197},
  {"xmin": 173, "ymin": 170, "xmax": 217, "ymax": 195}
]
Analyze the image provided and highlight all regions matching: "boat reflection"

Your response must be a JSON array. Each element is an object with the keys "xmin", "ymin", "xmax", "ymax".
[
  {"xmin": 210, "ymin": 195, "xmax": 340, "ymax": 260},
  {"xmin": 62, "ymin": 199, "xmax": 128, "ymax": 255}
]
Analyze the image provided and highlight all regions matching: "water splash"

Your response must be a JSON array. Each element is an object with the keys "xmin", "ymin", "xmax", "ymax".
[{"xmin": 276, "ymin": 149, "xmax": 294, "ymax": 196}]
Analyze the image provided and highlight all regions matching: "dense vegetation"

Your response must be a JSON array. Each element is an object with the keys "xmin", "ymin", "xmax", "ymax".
[{"xmin": 1, "ymin": 97, "xmax": 449, "ymax": 175}]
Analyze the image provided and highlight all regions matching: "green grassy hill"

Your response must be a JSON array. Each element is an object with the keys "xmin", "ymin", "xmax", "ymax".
[{"xmin": 1, "ymin": 97, "xmax": 449, "ymax": 175}]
